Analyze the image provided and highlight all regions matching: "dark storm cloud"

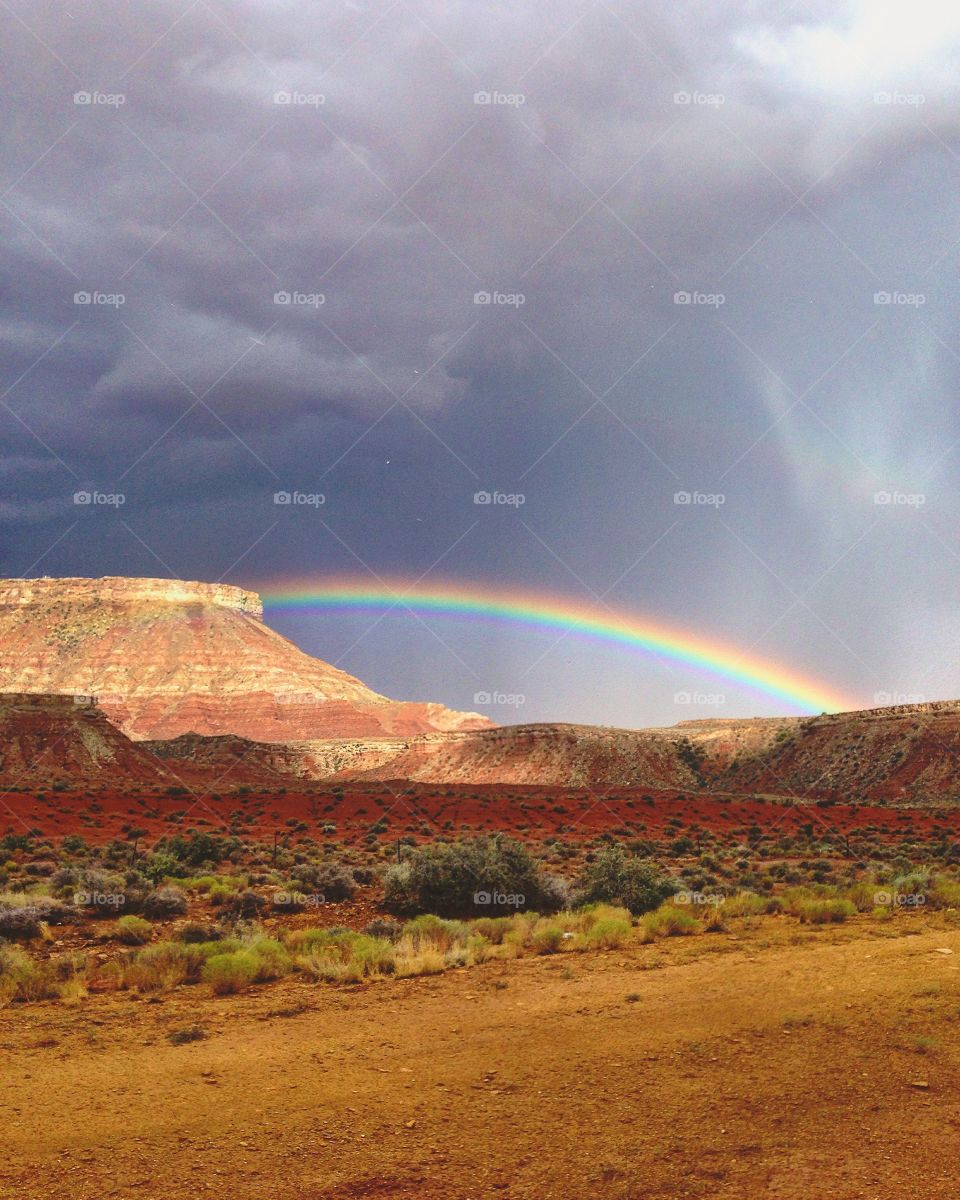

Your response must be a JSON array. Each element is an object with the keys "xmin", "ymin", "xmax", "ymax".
[{"xmin": 3, "ymin": 0, "xmax": 960, "ymax": 722}]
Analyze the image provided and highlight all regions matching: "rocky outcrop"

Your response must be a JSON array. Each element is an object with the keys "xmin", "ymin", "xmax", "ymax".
[
  {"xmin": 0, "ymin": 693, "xmax": 172, "ymax": 785},
  {"xmin": 0, "ymin": 576, "xmax": 492, "ymax": 742}
]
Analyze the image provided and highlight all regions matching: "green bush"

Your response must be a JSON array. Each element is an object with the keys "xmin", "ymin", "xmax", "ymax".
[
  {"xmin": 293, "ymin": 930, "xmax": 394, "ymax": 982},
  {"xmin": 584, "ymin": 916, "xmax": 632, "ymax": 948},
  {"xmin": 116, "ymin": 915, "xmax": 152, "ymax": 945},
  {"xmin": 243, "ymin": 937, "xmax": 292, "ymax": 981},
  {"xmin": 578, "ymin": 847, "xmax": 677, "ymax": 915},
  {"xmin": 642, "ymin": 904, "xmax": 698, "ymax": 937},
  {"xmin": 383, "ymin": 836, "xmax": 558, "ymax": 917},
  {"xmin": 142, "ymin": 886, "xmax": 188, "ymax": 919},
  {"xmin": 531, "ymin": 925, "xmax": 564, "ymax": 954},
  {"xmin": 289, "ymin": 862, "xmax": 355, "ymax": 902},
  {"xmin": 795, "ymin": 898, "xmax": 856, "ymax": 925},
  {"xmin": 202, "ymin": 951, "xmax": 259, "ymax": 994}
]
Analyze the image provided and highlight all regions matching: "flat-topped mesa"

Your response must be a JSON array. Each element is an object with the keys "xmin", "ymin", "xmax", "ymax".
[
  {"xmin": 0, "ymin": 576, "xmax": 263, "ymax": 618},
  {"xmin": 0, "ymin": 574, "xmax": 490, "ymax": 741}
]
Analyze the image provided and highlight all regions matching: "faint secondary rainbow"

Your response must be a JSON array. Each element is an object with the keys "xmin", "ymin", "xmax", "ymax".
[{"xmin": 260, "ymin": 579, "xmax": 854, "ymax": 714}]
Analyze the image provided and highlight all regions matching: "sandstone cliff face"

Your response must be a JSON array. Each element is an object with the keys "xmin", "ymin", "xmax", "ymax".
[{"xmin": 0, "ymin": 577, "xmax": 492, "ymax": 742}]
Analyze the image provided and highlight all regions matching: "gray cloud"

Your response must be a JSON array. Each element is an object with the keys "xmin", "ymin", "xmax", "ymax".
[{"xmin": 2, "ymin": 0, "xmax": 960, "ymax": 723}]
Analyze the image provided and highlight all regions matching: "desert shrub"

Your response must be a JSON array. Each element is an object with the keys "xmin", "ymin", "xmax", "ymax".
[
  {"xmin": 295, "ymin": 930, "xmax": 394, "ymax": 982},
  {"xmin": 142, "ymin": 886, "xmax": 188, "ymax": 919},
  {"xmin": 125, "ymin": 942, "xmax": 192, "ymax": 990},
  {"xmin": 642, "ymin": 904, "xmax": 699, "ymax": 937},
  {"xmin": 0, "ymin": 905, "xmax": 42, "ymax": 940},
  {"xmin": 203, "ymin": 951, "xmax": 259, "ymax": 994},
  {"xmin": 290, "ymin": 862, "xmax": 356, "ymax": 902},
  {"xmin": 538, "ymin": 874, "xmax": 572, "ymax": 911},
  {"xmin": 578, "ymin": 847, "xmax": 676, "ymax": 915},
  {"xmin": 69, "ymin": 869, "xmax": 130, "ymax": 916},
  {"xmin": 929, "ymin": 878, "xmax": 960, "ymax": 909},
  {"xmin": 846, "ymin": 881, "xmax": 881, "ymax": 912},
  {"xmin": 892, "ymin": 870, "xmax": 930, "ymax": 898},
  {"xmin": 394, "ymin": 945, "xmax": 445, "ymax": 978},
  {"xmin": 177, "ymin": 922, "xmax": 221, "ymax": 944},
  {"xmin": 0, "ymin": 945, "xmax": 72, "ymax": 1004},
  {"xmin": 208, "ymin": 883, "xmax": 234, "ymax": 906},
  {"xmin": 243, "ymin": 937, "xmax": 292, "ymax": 981},
  {"xmin": 142, "ymin": 852, "xmax": 187, "ymax": 883},
  {"xmin": 403, "ymin": 914, "xmax": 469, "ymax": 952},
  {"xmin": 699, "ymin": 906, "xmax": 727, "ymax": 932},
  {"xmin": 25, "ymin": 860, "xmax": 56, "ymax": 877},
  {"xmin": 182, "ymin": 874, "xmax": 243, "ymax": 894},
  {"xmin": 152, "ymin": 833, "xmax": 227, "ymax": 871},
  {"xmin": 383, "ymin": 837, "xmax": 553, "ymax": 917},
  {"xmin": 583, "ymin": 915, "xmax": 632, "ymax": 949},
  {"xmin": 381, "ymin": 862, "xmax": 417, "ymax": 914},
  {"xmin": 116, "ymin": 915, "xmax": 152, "ymax": 945},
  {"xmin": 470, "ymin": 916, "xmax": 515, "ymax": 944},
  {"xmin": 720, "ymin": 891, "xmax": 778, "ymax": 919},
  {"xmin": 126, "ymin": 938, "xmax": 238, "ymax": 990},
  {"xmin": 531, "ymin": 924, "xmax": 564, "ymax": 954},
  {"xmin": 350, "ymin": 935, "xmax": 394, "ymax": 976},
  {"xmin": 363, "ymin": 916, "xmax": 403, "ymax": 942},
  {"xmin": 794, "ymin": 898, "xmax": 856, "ymax": 925},
  {"xmin": 466, "ymin": 933, "xmax": 494, "ymax": 963},
  {"xmin": 223, "ymin": 891, "xmax": 267, "ymax": 920},
  {"xmin": 49, "ymin": 866, "xmax": 81, "ymax": 896}
]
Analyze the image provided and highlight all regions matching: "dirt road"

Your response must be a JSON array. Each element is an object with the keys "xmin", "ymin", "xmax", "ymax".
[{"xmin": 2, "ymin": 919, "xmax": 959, "ymax": 1198}]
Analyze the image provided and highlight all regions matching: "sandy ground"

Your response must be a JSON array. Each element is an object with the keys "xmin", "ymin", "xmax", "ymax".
[{"xmin": 2, "ymin": 917, "xmax": 960, "ymax": 1199}]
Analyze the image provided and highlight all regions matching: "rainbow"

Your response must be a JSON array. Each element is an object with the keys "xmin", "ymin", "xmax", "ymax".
[{"xmin": 259, "ymin": 578, "xmax": 854, "ymax": 714}]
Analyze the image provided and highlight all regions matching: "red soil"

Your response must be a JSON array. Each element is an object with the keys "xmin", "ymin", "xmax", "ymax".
[{"xmin": 3, "ymin": 782, "xmax": 952, "ymax": 850}]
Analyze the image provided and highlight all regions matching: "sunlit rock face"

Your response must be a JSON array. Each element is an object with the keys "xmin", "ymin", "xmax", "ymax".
[{"xmin": 0, "ymin": 577, "xmax": 492, "ymax": 742}]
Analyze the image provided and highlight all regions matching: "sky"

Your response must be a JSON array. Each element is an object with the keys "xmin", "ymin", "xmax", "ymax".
[{"xmin": 2, "ymin": 0, "xmax": 960, "ymax": 729}]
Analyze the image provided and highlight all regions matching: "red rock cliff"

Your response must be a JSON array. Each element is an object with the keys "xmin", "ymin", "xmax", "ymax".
[{"xmin": 0, "ymin": 576, "xmax": 493, "ymax": 741}]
